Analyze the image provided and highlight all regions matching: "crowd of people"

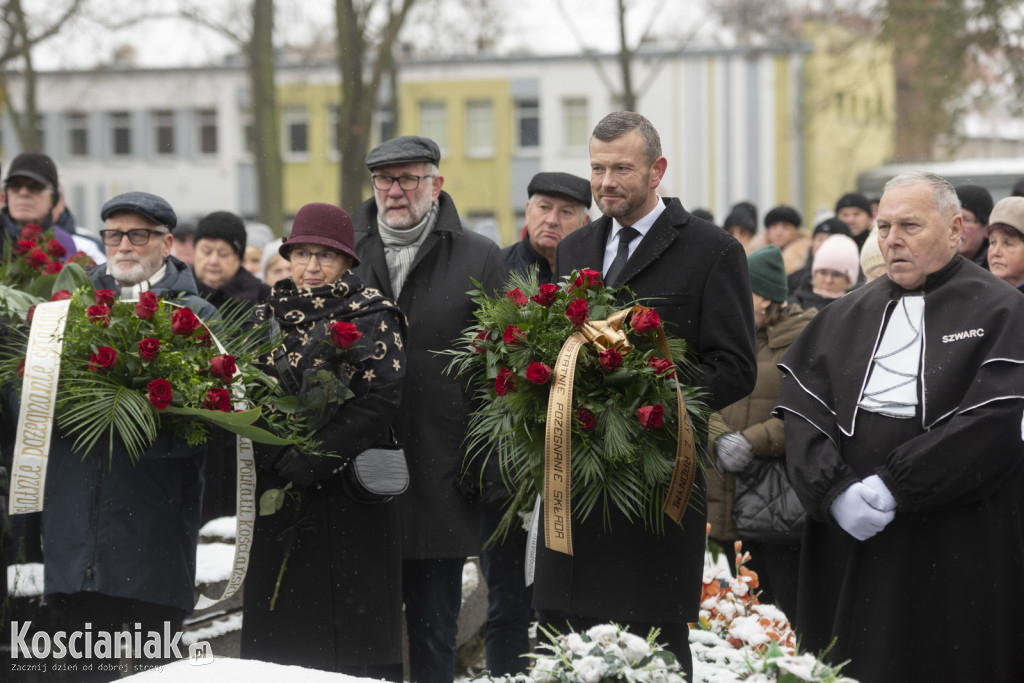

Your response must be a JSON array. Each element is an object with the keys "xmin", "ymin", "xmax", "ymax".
[{"xmin": 2, "ymin": 113, "xmax": 1024, "ymax": 683}]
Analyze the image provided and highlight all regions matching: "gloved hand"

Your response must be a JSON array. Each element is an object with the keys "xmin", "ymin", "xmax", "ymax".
[
  {"xmin": 830, "ymin": 482, "xmax": 896, "ymax": 541},
  {"xmin": 716, "ymin": 432, "xmax": 754, "ymax": 472},
  {"xmin": 274, "ymin": 447, "xmax": 346, "ymax": 487},
  {"xmin": 861, "ymin": 474, "xmax": 896, "ymax": 512}
]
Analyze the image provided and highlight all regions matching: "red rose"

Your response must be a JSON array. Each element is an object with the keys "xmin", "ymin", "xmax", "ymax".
[
  {"xmin": 573, "ymin": 269, "xmax": 603, "ymax": 290},
  {"xmin": 598, "ymin": 348, "xmax": 622, "ymax": 371},
  {"xmin": 495, "ymin": 368, "xmax": 516, "ymax": 396},
  {"xmin": 648, "ymin": 356, "xmax": 676, "ymax": 377},
  {"xmin": 27, "ymin": 248, "xmax": 48, "ymax": 269},
  {"xmin": 171, "ymin": 307, "xmax": 201, "ymax": 335},
  {"xmin": 632, "ymin": 307, "xmax": 662, "ymax": 334},
  {"xmin": 147, "ymin": 378, "xmax": 173, "ymax": 410},
  {"xmin": 525, "ymin": 361, "xmax": 552, "ymax": 385},
  {"xmin": 49, "ymin": 290, "xmax": 71, "ymax": 301},
  {"xmin": 505, "ymin": 287, "xmax": 529, "ymax": 307},
  {"xmin": 47, "ymin": 238, "xmax": 66, "ymax": 259},
  {"xmin": 25, "ymin": 305, "xmax": 35, "ymax": 325},
  {"xmin": 203, "ymin": 388, "xmax": 233, "ymax": 412},
  {"xmin": 17, "ymin": 358, "xmax": 26, "ymax": 377},
  {"xmin": 20, "ymin": 224, "xmax": 42, "ymax": 240},
  {"xmin": 576, "ymin": 407, "xmax": 597, "ymax": 432},
  {"xmin": 138, "ymin": 337, "xmax": 161, "ymax": 361},
  {"xmin": 88, "ymin": 346, "xmax": 118, "ymax": 372},
  {"xmin": 136, "ymin": 291, "xmax": 160, "ymax": 320},
  {"xmin": 15, "ymin": 239, "xmax": 35, "ymax": 255},
  {"xmin": 210, "ymin": 354, "xmax": 237, "ymax": 382},
  {"xmin": 94, "ymin": 289, "xmax": 116, "ymax": 307},
  {"xmin": 44, "ymin": 260, "xmax": 63, "ymax": 275},
  {"xmin": 565, "ymin": 298, "xmax": 589, "ymax": 328},
  {"xmin": 503, "ymin": 325, "xmax": 526, "ymax": 345},
  {"xmin": 329, "ymin": 321, "xmax": 362, "ymax": 349},
  {"xmin": 637, "ymin": 404, "xmax": 665, "ymax": 430},
  {"xmin": 86, "ymin": 304, "xmax": 111, "ymax": 327},
  {"xmin": 471, "ymin": 328, "xmax": 490, "ymax": 353},
  {"xmin": 530, "ymin": 283, "xmax": 559, "ymax": 307}
]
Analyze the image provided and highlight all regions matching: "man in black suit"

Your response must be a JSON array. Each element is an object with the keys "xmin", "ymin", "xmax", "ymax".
[{"xmin": 533, "ymin": 111, "xmax": 757, "ymax": 676}]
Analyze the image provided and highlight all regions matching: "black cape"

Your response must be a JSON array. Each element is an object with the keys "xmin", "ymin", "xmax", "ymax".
[{"xmin": 774, "ymin": 256, "xmax": 1024, "ymax": 682}]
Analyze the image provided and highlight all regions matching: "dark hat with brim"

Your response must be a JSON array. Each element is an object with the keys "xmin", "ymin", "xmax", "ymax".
[
  {"xmin": 528, "ymin": 171, "xmax": 592, "ymax": 209},
  {"xmin": 7, "ymin": 152, "xmax": 58, "ymax": 191},
  {"xmin": 365, "ymin": 136, "xmax": 441, "ymax": 170},
  {"xmin": 101, "ymin": 191, "xmax": 177, "ymax": 229},
  {"xmin": 280, "ymin": 202, "xmax": 360, "ymax": 267}
]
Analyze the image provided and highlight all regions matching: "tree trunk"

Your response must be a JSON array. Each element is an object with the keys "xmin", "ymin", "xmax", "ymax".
[
  {"xmin": 9, "ymin": 0, "xmax": 40, "ymax": 151},
  {"xmin": 616, "ymin": 0, "xmax": 636, "ymax": 112},
  {"xmin": 248, "ymin": 0, "xmax": 285, "ymax": 232}
]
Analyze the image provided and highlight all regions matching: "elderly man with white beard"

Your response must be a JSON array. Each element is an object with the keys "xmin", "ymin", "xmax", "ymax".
[{"xmin": 29, "ymin": 191, "xmax": 216, "ymax": 681}]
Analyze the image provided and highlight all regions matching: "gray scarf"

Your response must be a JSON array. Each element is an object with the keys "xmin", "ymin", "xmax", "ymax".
[{"xmin": 377, "ymin": 202, "xmax": 438, "ymax": 298}]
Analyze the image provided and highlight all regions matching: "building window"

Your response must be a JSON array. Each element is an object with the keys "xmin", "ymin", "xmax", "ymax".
[
  {"xmin": 563, "ymin": 98, "xmax": 589, "ymax": 149},
  {"xmin": 66, "ymin": 113, "xmax": 89, "ymax": 158},
  {"xmin": 373, "ymin": 107, "xmax": 395, "ymax": 147},
  {"xmin": 466, "ymin": 100, "xmax": 494, "ymax": 158},
  {"xmin": 196, "ymin": 109, "xmax": 217, "ymax": 155},
  {"xmin": 152, "ymin": 110, "xmax": 175, "ymax": 155},
  {"xmin": 515, "ymin": 99, "xmax": 540, "ymax": 151},
  {"xmin": 327, "ymin": 104, "xmax": 340, "ymax": 158},
  {"xmin": 418, "ymin": 101, "xmax": 447, "ymax": 152},
  {"xmin": 283, "ymin": 106, "xmax": 309, "ymax": 159},
  {"xmin": 109, "ymin": 111, "xmax": 132, "ymax": 157}
]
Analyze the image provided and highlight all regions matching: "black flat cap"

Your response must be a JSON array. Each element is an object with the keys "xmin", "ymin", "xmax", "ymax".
[
  {"xmin": 528, "ymin": 172, "xmax": 592, "ymax": 209},
  {"xmin": 813, "ymin": 217, "xmax": 851, "ymax": 238},
  {"xmin": 101, "ymin": 191, "xmax": 177, "ymax": 229},
  {"xmin": 365, "ymin": 136, "xmax": 441, "ymax": 170}
]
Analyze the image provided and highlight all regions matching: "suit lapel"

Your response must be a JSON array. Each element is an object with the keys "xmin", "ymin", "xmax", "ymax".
[
  {"xmin": 618, "ymin": 201, "xmax": 681, "ymax": 286},
  {"xmin": 571, "ymin": 218, "xmax": 611, "ymax": 276}
]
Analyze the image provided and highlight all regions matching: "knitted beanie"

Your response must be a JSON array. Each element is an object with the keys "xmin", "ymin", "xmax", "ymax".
[
  {"xmin": 860, "ymin": 227, "xmax": 885, "ymax": 276},
  {"xmin": 747, "ymin": 245, "xmax": 788, "ymax": 303},
  {"xmin": 196, "ymin": 211, "xmax": 247, "ymax": 257},
  {"xmin": 764, "ymin": 205, "xmax": 802, "ymax": 229},
  {"xmin": 955, "ymin": 184, "xmax": 994, "ymax": 225},
  {"xmin": 813, "ymin": 234, "xmax": 860, "ymax": 283}
]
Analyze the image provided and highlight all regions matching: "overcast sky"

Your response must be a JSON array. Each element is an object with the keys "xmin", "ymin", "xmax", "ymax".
[{"xmin": 32, "ymin": 0, "xmax": 712, "ymax": 71}]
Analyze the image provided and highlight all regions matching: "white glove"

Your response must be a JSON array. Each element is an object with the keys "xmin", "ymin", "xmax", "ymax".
[
  {"xmin": 829, "ymin": 482, "xmax": 896, "ymax": 541},
  {"xmin": 861, "ymin": 474, "xmax": 896, "ymax": 512},
  {"xmin": 716, "ymin": 432, "xmax": 754, "ymax": 473}
]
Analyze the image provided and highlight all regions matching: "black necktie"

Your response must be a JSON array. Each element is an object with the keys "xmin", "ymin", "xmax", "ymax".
[{"xmin": 604, "ymin": 226, "xmax": 639, "ymax": 286}]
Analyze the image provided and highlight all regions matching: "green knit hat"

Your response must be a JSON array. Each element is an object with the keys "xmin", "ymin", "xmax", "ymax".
[{"xmin": 747, "ymin": 245, "xmax": 788, "ymax": 303}]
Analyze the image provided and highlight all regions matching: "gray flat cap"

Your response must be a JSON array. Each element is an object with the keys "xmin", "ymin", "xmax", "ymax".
[
  {"xmin": 365, "ymin": 136, "xmax": 441, "ymax": 170},
  {"xmin": 528, "ymin": 172, "xmax": 592, "ymax": 209},
  {"xmin": 101, "ymin": 191, "xmax": 177, "ymax": 229}
]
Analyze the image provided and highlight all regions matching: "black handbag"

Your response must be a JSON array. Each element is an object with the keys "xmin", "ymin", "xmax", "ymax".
[
  {"xmin": 342, "ymin": 445, "xmax": 409, "ymax": 503},
  {"xmin": 732, "ymin": 458, "xmax": 806, "ymax": 544}
]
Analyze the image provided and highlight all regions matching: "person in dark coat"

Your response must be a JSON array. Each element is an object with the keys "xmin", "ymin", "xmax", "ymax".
[
  {"xmin": 536, "ymin": 112, "xmax": 757, "ymax": 678},
  {"xmin": 191, "ymin": 210, "xmax": 271, "ymax": 523},
  {"xmin": 350, "ymin": 136, "xmax": 506, "ymax": 683},
  {"xmin": 834, "ymin": 191, "xmax": 874, "ymax": 250},
  {"xmin": 787, "ymin": 233, "xmax": 860, "ymax": 311},
  {"xmin": 954, "ymin": 183, "xmax": 994, "ymax": 269},
  {"xmin": 17, "ymin": 192, "xmax": 214, "ymax": 681},
  {"xmin": 482, "ymin": 170, "xmax": 591, "ymax": 676},
  {"xmin": 501, "ymin": 171, "xmax": 591, "ymax": 282},
  {"xmin": 775, "ymin": 172, "xmax": 1024, "ymax": 682},
  {"xmin": 241, "ymin": 202, "xmax": 407, "ymax": 680}
]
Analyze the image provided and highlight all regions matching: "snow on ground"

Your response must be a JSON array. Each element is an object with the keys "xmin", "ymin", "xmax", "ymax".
[
  {"xmin": 194, "ymin": 542, "xmax": 237, "ymax": 585},
  {"xmin": 199, "ymin": 516, "xmax": 238, "ymax": 541},
  {"xmin": 122, "ymin": 657, "xmax": 374, "ymax": 681}
]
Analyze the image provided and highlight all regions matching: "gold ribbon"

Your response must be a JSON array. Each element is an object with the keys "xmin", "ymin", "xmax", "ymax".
[{"xmin": 543, "ymin": 306, "xmax": 696, "ymax": 555}]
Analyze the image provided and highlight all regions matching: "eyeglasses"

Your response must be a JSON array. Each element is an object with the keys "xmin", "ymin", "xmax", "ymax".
[
  {"xmin": 371, "ymin": 174, "xmax": 432, "ymax": 191},
  {"xmin": 5, "ymin": 178, "xmax": 48, "ymax": 194},
  {"xmin": 99, "ymin": 228, "xmax": 168, "ymax": 246},
  {"xmin": 814, "ymin": 269, "xmax": 849, "ymax": 281},
  {"xmin": 290, "ymin": 248, "xmax": 341, "ymax": 265}
]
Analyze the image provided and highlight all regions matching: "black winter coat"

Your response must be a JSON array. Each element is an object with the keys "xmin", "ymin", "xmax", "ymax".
[
  {"xmin": 352, "ymin": 192, "xmax": 506, "ymax": 558},
  {"xmin": 534, "ymin": 197, "xmax": 757, "ymax": 624},
  {"xmin": 33, "ymin": 258, "xmax": 214, "ymax": 613}
]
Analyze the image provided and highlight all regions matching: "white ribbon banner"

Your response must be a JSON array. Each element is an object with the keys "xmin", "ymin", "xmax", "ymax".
[{"xmin": 8, "ymin": 297, "xmax": 255, "ymax": 610}]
